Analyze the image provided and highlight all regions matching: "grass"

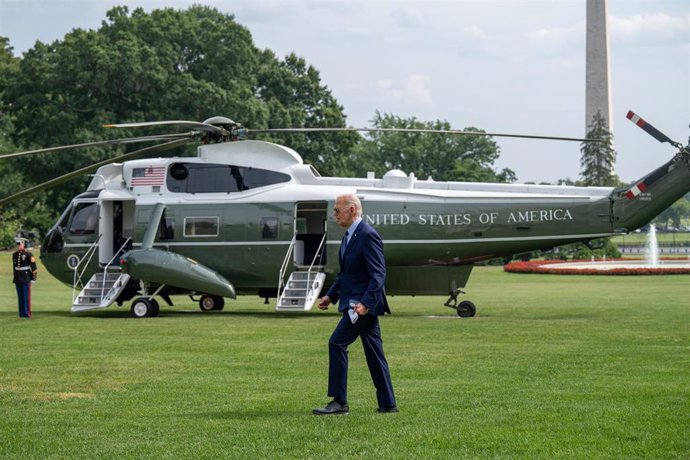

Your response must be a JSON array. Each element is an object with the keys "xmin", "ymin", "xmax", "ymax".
[{"xmin": 1, "ymin": 253, "xmax": 689, "ymax": 459}]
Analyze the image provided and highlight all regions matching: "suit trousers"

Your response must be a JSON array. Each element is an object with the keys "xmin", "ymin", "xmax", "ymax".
[
  {"xmin": 15, "ymin": 283, "xmax": 31, "ymax": 318},
  {"xmin": 328, "ymin": 312, "xmax": 396, "ymax": 408}
]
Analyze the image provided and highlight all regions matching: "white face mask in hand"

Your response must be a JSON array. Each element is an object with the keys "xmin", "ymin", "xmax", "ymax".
[
  {"xmin": 348, "ymin": 308, "xmax": 358, "ymax": 324},
  {"xmin": 348, "ymin": 299, "xmax": 359, "ymax": 324}
]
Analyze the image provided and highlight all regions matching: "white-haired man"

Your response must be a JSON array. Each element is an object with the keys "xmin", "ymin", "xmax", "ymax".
[{"xmin": 313, "ymin": 193, "xmax": 397, "ymax": 415}]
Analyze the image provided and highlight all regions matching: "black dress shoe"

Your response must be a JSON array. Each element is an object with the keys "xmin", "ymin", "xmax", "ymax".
[
  {"xmin": 313, "ymin": 400, "xmax": 349, "ymax": 415},
  {"xmin": 376, "ymin": 405, "xmax": 399, "ymax": 413}
]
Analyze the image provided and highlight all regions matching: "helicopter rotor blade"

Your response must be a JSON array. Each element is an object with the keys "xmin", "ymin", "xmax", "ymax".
[
  {"xmin": 0, "ymin": 137, "xmax": 190, "ymax": 207},
  {"xmin": 0, "ymin": 133, "xmax": 193, "ymax": 160},
  {"xmin": 247, "ymin": 127, "xmax": 601, "ymax": 143},
  {"xmin": 104, "ymin": 120, "xmax": 227, "ymax": 134},
  {"xmin": 626, "ymin": 110, "xmax": 682, "ymax": 148}
]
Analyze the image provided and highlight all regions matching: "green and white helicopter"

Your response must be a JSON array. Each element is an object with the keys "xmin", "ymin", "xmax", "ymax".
[{"xmin": 2, "ymin": 112, "xmax": 688, "ymax": 318}]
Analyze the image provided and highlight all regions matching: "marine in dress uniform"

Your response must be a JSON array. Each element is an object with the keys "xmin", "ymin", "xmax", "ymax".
[{"xmin": 13, "ymin": 238, "xmax": 37, "ymax": 318}]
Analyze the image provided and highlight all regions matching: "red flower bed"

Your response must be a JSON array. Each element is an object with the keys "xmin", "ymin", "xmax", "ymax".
[{"xmin": 503, "ymin": 259, "xmax": 690, "ymax": 276}]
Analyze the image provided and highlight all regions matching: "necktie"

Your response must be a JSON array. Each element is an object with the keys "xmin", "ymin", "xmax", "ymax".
[{"xmin": 340, "ymin": 231, "xmax": 349, "ymax": 258}]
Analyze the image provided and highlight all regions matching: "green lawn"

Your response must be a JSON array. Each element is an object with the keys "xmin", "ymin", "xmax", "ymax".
[{"xmin": 1, "ymin": 254, "xmax": 688, "ymax": 459}]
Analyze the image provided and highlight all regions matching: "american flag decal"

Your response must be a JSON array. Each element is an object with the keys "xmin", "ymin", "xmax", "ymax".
[
  {"xmin": 131, "ymin": 167, "xmax": 166, "ymax": 186},
  {"xmin": 625, "ymin": 182, "xmax": 647, "ymax": 200}
]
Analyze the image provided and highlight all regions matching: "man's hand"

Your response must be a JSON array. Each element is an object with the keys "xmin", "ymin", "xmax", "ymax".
[
  {"xmin": 354, "ymin": 303, "xmax": 368, "ymax": 316},
  {"xmin": 318, "ymin": 295, "xmax": 331, "ymax": 310}
]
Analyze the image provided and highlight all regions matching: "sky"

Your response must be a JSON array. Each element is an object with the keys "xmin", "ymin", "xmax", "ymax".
[{"xmin": 0, "ymin": 0, "xmax": 688, "ymax": 183}]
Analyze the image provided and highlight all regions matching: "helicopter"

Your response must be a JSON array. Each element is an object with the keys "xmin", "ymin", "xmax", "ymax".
[{"xmin": 1, "ymin": 112, "xmax": 688, "ymax": 318}]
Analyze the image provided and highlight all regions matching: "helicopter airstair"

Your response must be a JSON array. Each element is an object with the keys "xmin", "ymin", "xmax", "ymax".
[
  {"xmin": 71, "ymin": 236, "xmax": 131, "ymax": 312},
  {"xmin": 276, "ymin": 233, "xmax": 327, "ymax": 311},
  {"xmin": 277, "ymin": 270, "xmax": 326, "ymax": 311},
  {"xmin": 72, "ymin": 270, "xmax": 130, "ymax": 312}
]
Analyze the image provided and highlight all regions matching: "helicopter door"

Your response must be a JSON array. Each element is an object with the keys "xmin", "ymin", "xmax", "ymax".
[
  {"xmin": 98, "ymin": 199, "xmax": 135, "ymax": 266},
  {"xmin": 294, "ymin": 202, "xmax": 328, "ymax": 267}
]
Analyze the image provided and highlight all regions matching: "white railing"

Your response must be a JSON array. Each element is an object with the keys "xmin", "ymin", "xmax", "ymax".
[
  {"xmin": 99, "ymin": 237, "xmax": 132, "ymax": 301},
  {"xmin": 277, "ymin": 233, "xmax": 297, "ymax": 299},
  {"xmin": 277, "ymin": 232, "xmax": 327, "ymax": 303},
  {"xmin": 305, "ymin": 232, "xmax": 327, "ymax": 286},
  {"xmin": 72, "ymin": 234, "xmax": 101, "ymax": 303}
]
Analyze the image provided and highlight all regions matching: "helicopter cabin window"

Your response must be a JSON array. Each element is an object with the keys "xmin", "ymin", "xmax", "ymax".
[
  {"xmin": 184, "ymin": 216, "xmax": 219, "ymax": 237},
  {"xmin": 68, "ymin": 202, "xmax": 98, "ymax": 235},
  {"xmin": 167, "ymin": 163, "xmax": 290, "ymax": 193},
  {"xmin": 261, "ymin": 217, "xmax": 279, "ymax": 239}
]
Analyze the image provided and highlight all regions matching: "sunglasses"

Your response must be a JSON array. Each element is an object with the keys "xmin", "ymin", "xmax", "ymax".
[{"xmin": 333, "ymin": 207, "xmax": 351, "ymax": 215}]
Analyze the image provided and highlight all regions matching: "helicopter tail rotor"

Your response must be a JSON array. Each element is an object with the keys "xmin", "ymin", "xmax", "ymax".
[
  {"xmin": 621, "ymin": 111, "xmax": 690, "ymax": 201},
  {"xmin": 626, "ymin": 110, "xmax": 683, "ymax": 150}
]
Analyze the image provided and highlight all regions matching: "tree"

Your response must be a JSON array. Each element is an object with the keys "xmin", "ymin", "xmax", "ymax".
[
  {"xmin": 0, "ymin": 37, "xmax": 25, "ymax": 248},
  {"xmin": 0, "ymin": 37, "xmax": 19, "ymax": 104},
  {"xmin": 579, "ymin": 111, "xmax": 619, "ymax": 186},
  {"xmin": 351, "ymin": 111, "xmax": 515, "ymax": 183}
]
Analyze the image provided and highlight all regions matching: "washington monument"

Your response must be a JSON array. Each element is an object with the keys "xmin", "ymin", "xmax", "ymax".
[{"xmin": 586, "ymin": 0, "xmax": 613, "ymax": 132}]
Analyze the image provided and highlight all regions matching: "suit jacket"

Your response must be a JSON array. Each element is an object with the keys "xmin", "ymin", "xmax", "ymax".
[{"xmin": 326, "ymin": 220, "xmax": 390, "ymax": 315}]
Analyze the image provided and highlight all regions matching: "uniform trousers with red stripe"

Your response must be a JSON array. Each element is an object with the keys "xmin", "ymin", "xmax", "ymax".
[{"xmin": 15, "ymin": 283, "xmax": 31, "ymax": 318}]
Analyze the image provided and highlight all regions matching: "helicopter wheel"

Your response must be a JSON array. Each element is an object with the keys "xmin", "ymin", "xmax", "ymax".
[
  {"xmin": 212, "ymin": 297, "xmax": 225, "ymax": 311},
  {"xmin": 199, "ymin": 295, "xmax": 224, "ymax": 312},
  {"xmin": 456, "ymin": 300, "xmax": 476, "ymax": 318},
  {"xmin": 149, "ymin": 299, "xmax": 160, "ymax": 317},
  {"xmin": 131, "ymin": 297, "xmax": 153, "ymax": 318}
]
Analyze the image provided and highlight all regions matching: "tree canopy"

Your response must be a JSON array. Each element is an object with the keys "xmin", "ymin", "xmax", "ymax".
[{"xmin": 352, "ymin": 112, "xmax": 515, "ymax": 182}]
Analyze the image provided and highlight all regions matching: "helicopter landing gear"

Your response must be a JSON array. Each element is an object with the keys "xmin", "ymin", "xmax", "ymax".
[
  {"xmin": 456, "ymin": 300, "xmax": 476, "ymax": 318},
  {"xmin": 131, "ymin": 281, "xmax": 163, "ymax": 318},
  {"xmin": 131, "ymin": 297, "xmax": 159, "ymax": 318},
  {"xmin": 443, "ymin": 288, "xmax": 476, "ymax": 317},
  {"xmin": 199, "ymin": 295, "xmax": 225, "ymax": 312}
]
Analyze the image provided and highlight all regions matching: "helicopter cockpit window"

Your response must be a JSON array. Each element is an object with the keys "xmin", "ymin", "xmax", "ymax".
[
  {"xmin": 167, "ymin": 163, "xmax": 290, "ymax": 193},
  {"xmin": 184, "ymin": 216, "xmax": 219, "ymax": 237},
  {"xmin": 68, "ymin": 202, "xmax": 98, "ymax": 235}
]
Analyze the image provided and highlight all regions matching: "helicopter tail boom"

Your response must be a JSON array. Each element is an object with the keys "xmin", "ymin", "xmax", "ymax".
[{"xmin": 613, "ymin": 147, "xmax": 690, "ymax": 232}]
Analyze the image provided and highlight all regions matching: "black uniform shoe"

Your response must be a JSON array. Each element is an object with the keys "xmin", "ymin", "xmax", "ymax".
[
  {"xmin": 376, "ymin": 405, "xmax": 399, "ymax": 413},
  {"xmin": 313, "ymin": 400, "xmax": 349, "ymax": 415}
]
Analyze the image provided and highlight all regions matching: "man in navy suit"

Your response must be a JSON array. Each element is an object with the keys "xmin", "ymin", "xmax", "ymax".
[{"xmin": 313, "ymin": 193, "xmax": 397, "ymax": 415}]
